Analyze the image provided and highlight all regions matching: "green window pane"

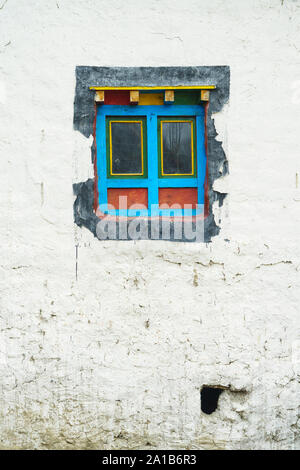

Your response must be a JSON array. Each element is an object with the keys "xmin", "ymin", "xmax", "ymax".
[
  {"xmin": 110, "ymin": 121, "xmax": 143, "ymax": 175},
  {"xmin": 162, "ymin": 121, "xmax": 193, "ymax": 175}
]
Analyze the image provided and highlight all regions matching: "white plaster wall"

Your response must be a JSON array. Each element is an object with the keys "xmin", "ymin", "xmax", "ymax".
[{"xmin": 0, "ymin": 0, "xmax": 300, "ymax": 450}]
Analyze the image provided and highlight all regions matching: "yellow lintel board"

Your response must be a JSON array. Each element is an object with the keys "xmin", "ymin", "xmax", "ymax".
[
  {"xmin": 90, "ymin": 85, "xmax": 216, "ymax": 91},
  {"xmin": 164, "ymin": 90, "xmax": 174, "ymax": 102},
  {"xmin": 130, "ymin": 90, "xmax": 139, "ymax": 103},
  {"xmin": 201, "ymin": 90, "xmax": 210, "ymax": 101},
  {"xmin": 94, "ymin": 90, "xmax": 105, "ymax": 102}
]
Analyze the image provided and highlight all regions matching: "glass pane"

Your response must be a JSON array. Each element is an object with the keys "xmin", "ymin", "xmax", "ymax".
[
  {"xmin": 111, "ymin": 121, "xmax": 142, "ymax": 174},
  {"xmin": 162, "ymin": 121, "xmax": 192, "ymax": 174}
]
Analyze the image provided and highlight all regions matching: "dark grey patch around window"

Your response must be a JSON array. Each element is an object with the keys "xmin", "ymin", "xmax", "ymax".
[{"xmin": 73, "ymin": 66, "xmax": 230, "ymax": 242}]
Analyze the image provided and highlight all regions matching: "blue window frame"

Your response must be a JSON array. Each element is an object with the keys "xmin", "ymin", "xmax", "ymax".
[{"xmin": 96, "ymin": 105, "xmax": 206, "ymax": 217}]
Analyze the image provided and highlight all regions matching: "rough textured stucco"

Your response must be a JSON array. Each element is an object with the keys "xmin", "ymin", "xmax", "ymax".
[
  {"xmin": 0, "ymin": 0, "xmax": 300, "ymax": 450},
  {"xmin": 73, "ymin": 66, "xmax": 230, "ymax": 242}
]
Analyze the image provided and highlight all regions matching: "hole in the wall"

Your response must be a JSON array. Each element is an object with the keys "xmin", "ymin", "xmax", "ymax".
[{"xmin": 201, "ymin": 386, "xmax": 224, "ymax": 414}]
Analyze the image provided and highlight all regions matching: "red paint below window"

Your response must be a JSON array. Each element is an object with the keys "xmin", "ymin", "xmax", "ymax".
[
  {"xmin": 107, "ymin": 188, "xmax": 148, "ymax": 209},
  {"xmin": 159, "ymin": 188, "xmax": 198, "ymax": 209}
]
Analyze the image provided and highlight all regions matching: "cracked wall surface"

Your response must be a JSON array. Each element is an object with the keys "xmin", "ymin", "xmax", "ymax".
[{"xmin": 0, "ymin": 0, "xmax": 300, "ymax": 450}]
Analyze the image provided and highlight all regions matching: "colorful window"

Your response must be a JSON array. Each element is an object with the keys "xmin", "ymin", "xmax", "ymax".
[
  {"xmin": 106, "ymin": 117, "xmax": 147, "ymax": 178},
  {"xmin": 94, "ymin": 89, "xmax": 209, "ymax": 218}
]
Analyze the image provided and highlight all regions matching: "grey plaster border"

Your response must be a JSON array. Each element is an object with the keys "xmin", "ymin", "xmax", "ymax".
[{"xmin": 73, "ymin": 66, "xmax": 230, "ymax": 242}]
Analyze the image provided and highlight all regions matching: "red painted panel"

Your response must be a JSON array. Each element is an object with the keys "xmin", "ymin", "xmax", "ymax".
[
  {"xmin": 107, "ymin": 188, "xmax": 148, "ymax": 209},
  {"xmin": 159, "ymin": 188, "xmax": 198, "ymax": 209},
  {"xmin": 104, "ymin": 91, "xmax": 130, "ymax": 105}
]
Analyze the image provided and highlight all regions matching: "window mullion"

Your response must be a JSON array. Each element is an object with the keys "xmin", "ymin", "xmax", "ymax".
[{"xmin": 147, "ymin": 113, "xmax": 159, "ymax": 214}]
